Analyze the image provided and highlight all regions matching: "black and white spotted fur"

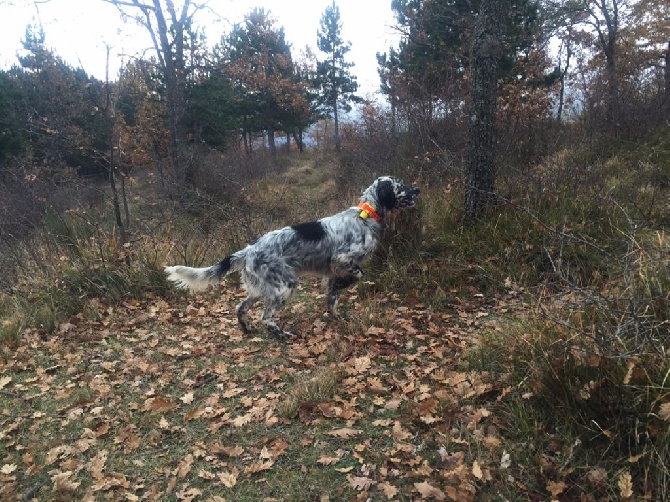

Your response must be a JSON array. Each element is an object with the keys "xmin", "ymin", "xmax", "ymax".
[{"xmin": 165, "ymin": 176, "xmax": 420, "ymax": 338}]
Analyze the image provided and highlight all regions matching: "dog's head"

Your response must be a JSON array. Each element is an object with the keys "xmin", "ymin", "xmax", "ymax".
[{"xmin": 364, "ymin": 176, "xmax": 420, "ymax": 212}]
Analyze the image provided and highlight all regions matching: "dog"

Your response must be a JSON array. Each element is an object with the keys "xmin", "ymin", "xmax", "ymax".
[{"xmin": 165, "ymin": 176, "xmax": 420, "ymax": 338}]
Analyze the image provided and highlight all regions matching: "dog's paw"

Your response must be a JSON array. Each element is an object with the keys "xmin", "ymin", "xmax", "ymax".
[{"xmin": 265, "ymin": 324, "xmax": 293, "ymax": 340}]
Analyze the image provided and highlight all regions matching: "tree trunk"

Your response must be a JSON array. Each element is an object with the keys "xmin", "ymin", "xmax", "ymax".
[
  {"xmin": 463, "ymin": 0, "xmax": 505, "ymax": 222},
  {"xmin": 664, "ymin": 41, "xmax": 670, "ymax": 116},
  {"xmin": 267, "ymin": 127, "xmax": 276, "ymax": 155},
  {"xmin": 293, "ymin": 130, "xmax": 304, "ymax": 153},
  {"xmin": 103, "ymin": 45, "xmax": 126, "ymax": 244},
  {"xmin": 333, "ymin": 93, "xmax": 340, "ymax": 149},
  {"xmin": 557, "ymin": 31, "xmax": 573, "ymax": 122}
]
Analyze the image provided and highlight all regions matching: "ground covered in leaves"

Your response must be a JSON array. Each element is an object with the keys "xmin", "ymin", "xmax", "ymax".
[{"xmin": 1, "ymin": 278, "xmax": 533, "ymax": 501}]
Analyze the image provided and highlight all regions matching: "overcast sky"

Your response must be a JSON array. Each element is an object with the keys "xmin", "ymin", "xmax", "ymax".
[{"xmin": 0, "ymin": 0, "xmax": 401, "ymax": 97}]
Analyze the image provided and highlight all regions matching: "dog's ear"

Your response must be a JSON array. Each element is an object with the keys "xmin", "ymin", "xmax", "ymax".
[{"xmin": 376, "ymin": 179, "xmax": 397, "ymax": 209}]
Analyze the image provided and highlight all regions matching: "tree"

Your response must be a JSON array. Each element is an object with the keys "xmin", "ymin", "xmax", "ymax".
[
  {"xmin": 101, "ymin": 0, "xmax": 205, "ymax": 183},
  {"xmin": 221, "ymin": 8, "xmax": 312, "ymax": 154},
  {"xmin": 316, "ymin": 1, "xmax": 361, "ymax": 149},
  {"xmin": 581, "ymin": 0, "xmax": 630, "ymax": 129},
  {"xmin": 116, "ymin": 59, "xmax": 171, "ymax": 176},
  {"xmin": 544, "ymin": 0, "xmax": 670, "ymax": 131},
  {"xmin": 15, "ymin": 24, "xmax": 108, "ymax": 177},
  {"xmin": 0, "ymin": 71, "xmax": 25, "ymax": 175},
  {"xmin": 464, "ymin": 0, "xmax": 507, "ymax": 221},
  {"xmin": 100, "ymin": 46, "xmax": 127, "ymax": 243},
  {"xmin": 380, "ymin": 0, "xmax": 539, "ymax": 150}
]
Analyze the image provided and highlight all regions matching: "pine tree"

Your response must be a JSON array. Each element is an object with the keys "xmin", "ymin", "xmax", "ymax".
[
  {"xmin": 223, "ymin": 8, "xmax": 309, "ymax": 154},
  {"xmin": 316, "ymin": 1, "xmax": 360, "ymax": 149}
]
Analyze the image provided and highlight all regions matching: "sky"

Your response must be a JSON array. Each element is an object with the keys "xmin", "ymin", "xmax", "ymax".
[{"xmin": 0, "ymin": 0, "xmax": 401, "ymax": 97}]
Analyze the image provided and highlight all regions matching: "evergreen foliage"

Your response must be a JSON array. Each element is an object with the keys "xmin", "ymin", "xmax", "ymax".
[{"xmin": 316, "ymin": 1, "xmax": 361, "ymax": 148}]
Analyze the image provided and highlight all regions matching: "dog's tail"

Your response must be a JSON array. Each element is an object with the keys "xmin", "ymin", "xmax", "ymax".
[{"xmin": 164, "ymin": 248, "xmax": 248, "ymax": 292}]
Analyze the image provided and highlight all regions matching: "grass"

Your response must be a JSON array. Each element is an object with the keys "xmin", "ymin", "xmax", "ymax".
[{"xmin": 2, "ymin": 136, "xmax": 670, "ymax": 499}]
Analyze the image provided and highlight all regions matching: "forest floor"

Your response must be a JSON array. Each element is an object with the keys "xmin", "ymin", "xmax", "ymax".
[{"xmin": 1, "ymin": 260, "xmax": 535, "ymax": 501}]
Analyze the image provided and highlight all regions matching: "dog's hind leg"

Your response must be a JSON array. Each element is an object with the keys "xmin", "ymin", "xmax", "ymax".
[
  {"xmin": 261, "ymin": 298, "xmax": 292, "ymax": 339},
  {"xmin": 236, "ymin": 295, "xmax": 259, "ymax": 334},
  {"xmin": 261, "ymin": 278, "xmax": 296, "ymax": 339}
]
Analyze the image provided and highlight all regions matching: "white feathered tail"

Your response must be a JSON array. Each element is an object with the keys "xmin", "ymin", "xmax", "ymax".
[{"xmin": 165, "ymin": 249, "xmax": 247, "ymax": 292}]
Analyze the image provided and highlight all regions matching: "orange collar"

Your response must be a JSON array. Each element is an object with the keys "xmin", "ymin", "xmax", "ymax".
[{"xmin": 358, "ymin": 201, "xmax": 382, "ymax": 222}]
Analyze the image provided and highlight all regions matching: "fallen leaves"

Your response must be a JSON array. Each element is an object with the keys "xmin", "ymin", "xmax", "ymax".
[
  {"xmin": 618, "ymin": 471, "xmax": 634, "ymax": 499},
  {"xmin": 546, "ymin": 480, "xmax": 567, "ymax": 498},
  {"xmin": 658, "ymin": 402, "xmax": 670, "ymax": 421},
  {"xmin": 143, "ymin": 396, "xmax": 178, "ymax": 413},
  {"xmin": 1, "ymin": 282, "xmax": 614, "ymax": 501},
  {"xmin": 51, "ymin": 470, "xmax": 81, "ymax": 493},
  {"xmin": 325, "ymin": 427, "xmax": 362, "ymax": 439},
  {"xmin": 348, "ymin": 474, "xmax": 376, "ymax": 491},
  {"xmin": 414, "ymin": 481, "xmax": 446, "ymax": 500},
  {"xmin": 0, "ymin": 464, "xmax": 17, "ymax": 475}
]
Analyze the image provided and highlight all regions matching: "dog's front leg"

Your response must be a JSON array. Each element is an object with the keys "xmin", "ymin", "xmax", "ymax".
[{"xmin": 328, "ymin": 260, "xmax": 364, "ymax": 317}]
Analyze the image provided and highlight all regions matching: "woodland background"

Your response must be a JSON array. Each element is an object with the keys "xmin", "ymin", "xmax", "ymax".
[{"xmin": 1, "ymin": 0, "xmax": 670, "ymax": 500}]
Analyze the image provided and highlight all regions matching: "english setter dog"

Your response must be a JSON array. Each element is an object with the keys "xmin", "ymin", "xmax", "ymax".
[{"xmin": 165, "ymin": 176, "xmax": 420, "ymax": 338}]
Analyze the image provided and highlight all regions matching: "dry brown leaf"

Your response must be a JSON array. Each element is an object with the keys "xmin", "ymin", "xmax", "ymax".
[
  {"xmin": 347, "ymin": 474, "xmax": 376, "ymax": 491},
  {"xmin": 88, "ymin": 450, "xmax": 108, "ymax": 480},
  {"xmin": 0, "ymin": 376, "xmax": 12, "ymax": 389},
  {"xmin": 353, "ymin": 356, "xmax": 372, "ymax": 374},
  {"xmin": 185, "ymin": 406, "xmax": 206, "ymax": 422},
  {"xmin": 94, "ymin": 421, "xmax": 111, "ymax": 438},
  {"xmin": 51, "ymin": 471, "xmax": 80, "ymax": 492},
  {"xmin": 414, "ymin": 481, "xmax": 446, "ymax": 500},
  {"xmin": 317, "ymin": 403, "xmax": 340, "ymax": 418},
  {"xmin": 197, "ymin": 469, "xmax": 216, "ymax": 480},
  {"xmin": 222, "ymin": 387, "xmax": 245, "ymax": 399},
  {"xmin": 472, "ymin": 461, "xmax": 483, "ymax": 480},
  {"xmin": 546, "ymin": 480, "xmax": 567, "ymax": 497},
  {"xmin": 378, "ymin": 481, "xmax": 398, "ymax": 499},
  {"xmin": 219, "ymin": 470, "xmax": 237, "ymax": 488},
  {"xmin": 385, "ymin": 399, "xmax": 402, "ymax": 410},
  {"xmin": 45, "ymin": 445, "xmax": 68, "ymax": 466},
  {"xmin": 269, "ymin": 438, "xmax": 289, "ymax": 458},
  {"xmin": 176, "ymin": 454, "xmax": 194, "ymax": 478},
  {"xmin": 658, "ymin": 402, "xmax": 670, "ymax": 421},
  {"xmin": 232, "ymin": 413, "xmax": 252, "ymax": 427},
  {"xmin": 143, "ymin": 397, "xmax": 178, "ymax": 413},
  {"xmin": 91, "ymin": 472, "xmax": 130, "ymax": 492},
  {"xmin": 244, "ymin": 459, "xmax": 274, "ymax": 475},
  {"xmin": 1, "ymin": 463, "xmax": 17, "ymax": 474},
  {"xmin": 372, "ymin": 418, "xmax": 392, "ymax": 426},
  {"xmin": 392, "ymin": 421, "xmax": 412, "ymax": 441},
  {"xmin": 180, "ymin": 391, "xmax": 194, "ymax": 404},
  {"xmin": 618, "ymin": 471, "xmax": 633, "ymax": 499},
  {"xmin": 317, "ymin": 455, "xmax": 342, "ymax": 465},
  {"xmin": 367, "ymin": 376, "xmax": 387, "ymax": 392},
  {"xmin": 325, "ymin": 427, "xmax": 361, "ymax": 439},
  {"xmin": 587, "ymin": 467, "xmax": 607, "ymax": 485},
  {"xmin": 211, "ymin": 444, "xmax": 244, "ymax": 457}
]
